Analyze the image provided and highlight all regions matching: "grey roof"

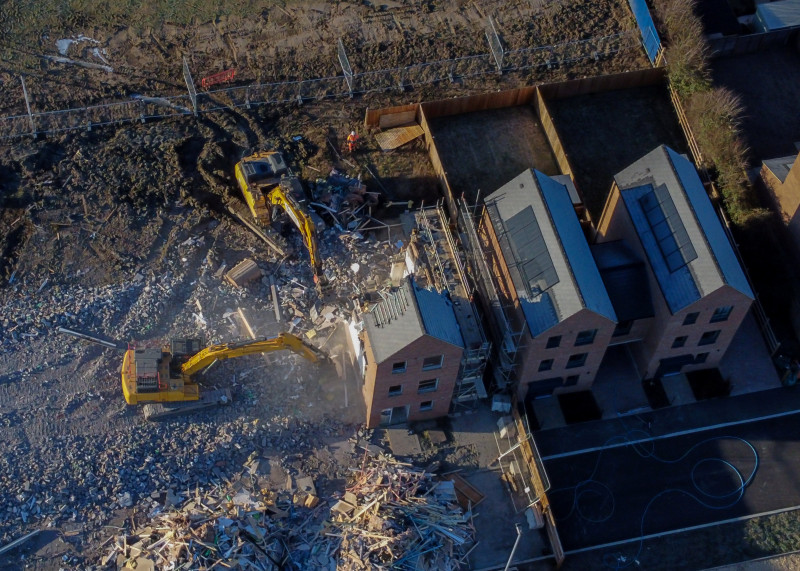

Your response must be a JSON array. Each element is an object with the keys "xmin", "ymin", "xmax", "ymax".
[
  {"xmin": 485, "ymin": 169, "xmax": 616, "ymax": 337},
  {"xmin": 763, "ymin": 155, "xmax": 796, "ymax": 184},
  {"xmin": 614, "ymin": 146, "xmax": 754, "ymax": 313},
  {"xmin": 756, "ymin": 0, "xmax": 800, "ymax": 31},
  {"xmin": 362, "ymin": 276, "xmax": 463, "ymax": 364},
  {"xmin": 591, "ymin": 241, "xmax": 655, "ymax": 322}
]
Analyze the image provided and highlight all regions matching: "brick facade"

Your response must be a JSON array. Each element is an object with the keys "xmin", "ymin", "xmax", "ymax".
[
  {"xmin": 361, "ymin": 333, "xmax": 463, "ymax": 428},
  {"xmin": 596, "ymin": 182, "xmax": 753, "ymax": 379},
  {"xmin": 478, "ymin": 194, "xmax": 617, "ymax": 399}
]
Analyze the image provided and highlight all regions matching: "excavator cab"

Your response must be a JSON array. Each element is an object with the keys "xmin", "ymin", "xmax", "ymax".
[{"xmin": 235, "ymin": 150, "xmax": 332, "ymax": 295}]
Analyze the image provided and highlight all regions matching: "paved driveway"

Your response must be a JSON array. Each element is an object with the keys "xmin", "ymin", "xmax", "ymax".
[{"xmin": 544, "ymin": 412, "xmax": 800, "ymax": 550}]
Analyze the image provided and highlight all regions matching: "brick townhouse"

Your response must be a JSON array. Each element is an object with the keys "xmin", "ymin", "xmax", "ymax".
[
  {"xmin": 477, "ymin": 168, "xmax": 618, "ymax": 399},
  {"xmin": 353, "ymin": 275, "xmax": 466, "ymax": 428},
  {"xmin": 595, "ymin": 145, "xmax": 754, "ymax": 379}
]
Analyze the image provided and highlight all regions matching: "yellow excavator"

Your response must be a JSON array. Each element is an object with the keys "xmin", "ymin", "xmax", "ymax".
[
  {"xmin": 121, "ymin": 333, "xmax": 327, "ymax": 420},
  {"xmin": 234, "ymin": 151, "xmax": 330, "ymax": 293}
]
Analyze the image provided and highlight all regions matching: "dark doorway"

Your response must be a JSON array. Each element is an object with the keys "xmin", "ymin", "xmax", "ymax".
[
  {"xmin": 558, "ymin": 391, "xmax": 603, "ymax": 424},
  {"xmin": 655, "ymin": 354, "xmax": 696, "ymax": 377}
]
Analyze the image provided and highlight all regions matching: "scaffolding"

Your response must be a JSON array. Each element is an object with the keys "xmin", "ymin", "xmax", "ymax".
[
  {"xmin": 410, "ymin": 202, "xmax": 490, "ymax": 408},
  {"xmin": 457, "ymin": 197, "xmax": 524, "ymax": 391}
]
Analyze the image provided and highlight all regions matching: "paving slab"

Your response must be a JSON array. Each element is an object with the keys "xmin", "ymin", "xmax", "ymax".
[{"xmin": 386, "ymin": 428, "xmax": 422, "ymax": 458}]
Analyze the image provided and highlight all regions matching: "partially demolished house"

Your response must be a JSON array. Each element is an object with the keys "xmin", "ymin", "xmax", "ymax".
[
  {"xmin": 348, "ymin": 206, "xmax": 489, "ymax": 427},
  {"xmin": 355, "ymin": 275, "xmax": 466, "ymax": 427},
  {"xmin": 595, "ymin": 145, "xmax": 754, "ymax": 379},
  {"xmin": 476, "ymin": 169, "xmax": 618, "ymax": 399}
]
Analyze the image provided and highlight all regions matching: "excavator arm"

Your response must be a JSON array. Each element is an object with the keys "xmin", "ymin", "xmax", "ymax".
[
  {"xmin": 266, "ymin": 186, "xmax": 330, "ymax": 292},
  {"xmin": 180, "ymin": 333, "xmax": 326, "ymax": 376},
  {"xmin": 181, "ymin": 334, "xmax": 326, "ymax": 377}
]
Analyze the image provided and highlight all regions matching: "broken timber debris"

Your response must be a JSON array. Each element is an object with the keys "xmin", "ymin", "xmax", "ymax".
[
  {"xmin": 100, "ymin": 454, "xmax": 476, "ymax": 570},
  {"xmin": 224, "ymin": 258, "xmax": 262, "ymax": 288}
]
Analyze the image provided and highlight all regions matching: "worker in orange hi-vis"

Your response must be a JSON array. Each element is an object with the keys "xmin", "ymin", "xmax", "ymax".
[{"xmin": 347, "ymin": 130, "xmax": 359, "ymax": 153}]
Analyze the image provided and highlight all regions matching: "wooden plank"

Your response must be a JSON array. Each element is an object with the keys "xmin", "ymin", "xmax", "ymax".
[
  {"xmin": 441, "ymin": 473, "xmax": 485, "ymax": 510},
  {"xmin": 364, "ymin": 103, "xmax": 419, "ymax": 128},
  {"xmin": 224, "ymin": 258, "xmax": 262, "ymax": 287},
  {"xmin": 374, "ymin": 124, "xmax": 424, "ymax": 150},
  {"xmin": 378, "ymin": 110, "xmax": 417, "ymax": 129}
]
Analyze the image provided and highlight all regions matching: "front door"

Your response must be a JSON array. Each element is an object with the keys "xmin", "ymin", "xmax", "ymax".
[{"xmin": 379, "ymin": 406, "xmax": 409, "ymax": 426}]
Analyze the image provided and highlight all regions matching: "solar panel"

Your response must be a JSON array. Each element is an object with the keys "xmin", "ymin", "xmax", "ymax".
[
  {"xmin": 489, "ymin": 203, "xmax": 559, "ymax": 297},
  {"xmin": 639, "ymin": 184, "xmax": 697, "ymax": 273}
]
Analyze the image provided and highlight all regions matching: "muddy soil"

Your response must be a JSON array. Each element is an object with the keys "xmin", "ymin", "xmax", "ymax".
[
  {"xmin": 0, "ymin": 1, "xmax": 650, "ymax": 568},
  {"xmin": 0, "ymin": 0, "xmax": 645, "ymax": 115}
]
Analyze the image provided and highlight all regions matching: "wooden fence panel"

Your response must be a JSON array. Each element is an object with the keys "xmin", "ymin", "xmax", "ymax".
[
  {"xmin": 708, "ymin": 29, "xmax": 797, "ymax": 58},
  {"xmin": 363, "ymin": 103, "xmax": 419, "ymax": 128},
  {"xmin": 538, "ymin": 67, "xmax": 666, "ymax": 100}
]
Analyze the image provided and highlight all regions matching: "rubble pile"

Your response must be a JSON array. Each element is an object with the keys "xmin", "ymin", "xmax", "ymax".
[
  {"xmin": 310, "ymin": 169, "xmax": 379, "ymax": 231},
  {"xmin": 330, "ymin": 454, "xmax": 476, "ymax": 570},
  {"xmin": 99, "ymin": 454, "xmax": 476, "ymax": 570}
]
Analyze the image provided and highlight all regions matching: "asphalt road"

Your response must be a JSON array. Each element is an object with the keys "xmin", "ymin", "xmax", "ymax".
[{"xmin": 544, "ymin": 413, "xmax": 800, "ymax": 550}]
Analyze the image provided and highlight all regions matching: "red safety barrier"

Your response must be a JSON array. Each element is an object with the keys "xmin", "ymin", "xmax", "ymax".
[{"xmin": 200, "ymin": 69, "xmax": 236, "ymax": 90}]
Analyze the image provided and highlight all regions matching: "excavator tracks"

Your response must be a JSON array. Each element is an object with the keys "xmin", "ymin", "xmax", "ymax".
[{"xmin": 142, "ymin": 389, "xmax": 232, "ymax": 421}]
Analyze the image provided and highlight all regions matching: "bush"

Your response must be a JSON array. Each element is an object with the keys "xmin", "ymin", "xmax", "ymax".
[{"xmin": 652, "ymin": 0, "xmax": 757, "ymax": 225}]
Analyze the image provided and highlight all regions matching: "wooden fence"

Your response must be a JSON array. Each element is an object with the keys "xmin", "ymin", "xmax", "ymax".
[
  {"xmin": 512, "ymin": 405, "xmax": 564, "ymax": 568},
  {"xmin": 708, "ymin": 28, "xmax": 799, "ymax": 58}
]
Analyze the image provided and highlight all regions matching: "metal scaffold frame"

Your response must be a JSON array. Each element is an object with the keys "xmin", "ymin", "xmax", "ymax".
[{"xmin": 457, "ymin": 197, "xmax": 524, "ymax": 391}]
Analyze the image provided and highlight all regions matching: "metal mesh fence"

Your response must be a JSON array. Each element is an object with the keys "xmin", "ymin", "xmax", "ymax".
[
  {"xmin": 183, "ymin": 57, "xmax": 198, "ymax": 114},
  {"xmin": 486, "ymin": 17, "xmax": 505, "ymax": 72},
  {"xmin": 0, "ymin": 31, "xmax": 643, "ymax": 140}
]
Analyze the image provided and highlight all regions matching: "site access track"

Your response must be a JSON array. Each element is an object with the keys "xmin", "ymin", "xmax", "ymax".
[{"xmin": 535, "ymin": 385, "xmax": 800, "ymax": 552}]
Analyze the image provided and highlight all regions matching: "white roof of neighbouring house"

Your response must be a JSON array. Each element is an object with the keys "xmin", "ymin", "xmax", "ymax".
[
  {"xmin": 614, "ymin": 145, "xmax": 754, "ymax": 314},
  {"xmin": 756, "ymin": 0, "xmax": 800, "ymax": 31},
  {"xmin": 484, "ymin": 169, "xmax": 616, "ymax": 337},
  {"xmin": 362, "ymin": 275, "xmax": 464, "ymax": 364}
]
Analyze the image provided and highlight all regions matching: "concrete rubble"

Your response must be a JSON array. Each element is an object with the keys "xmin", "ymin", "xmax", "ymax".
[{"xmin": 100, "ymin": 453, "xmax": 476, "ymax": 570}]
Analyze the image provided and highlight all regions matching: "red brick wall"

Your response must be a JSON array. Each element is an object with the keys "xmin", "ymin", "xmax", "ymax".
[
  {"xmin": 362, "ymin": 335, "xmax": 463, "ymax": 428},
  {"xmin": 516, "ymin": 309, "xmax": 616, "ymax": 398},
  {"xmin": 596, "ymin": 183, "xmax": 753, "ymax": 379}
]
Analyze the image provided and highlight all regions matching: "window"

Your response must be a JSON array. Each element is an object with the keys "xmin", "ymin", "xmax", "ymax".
[
  {"xmin": 420, "ymin": 400, "xmax": 433, "ymax": 411},
  {"xmin": 710, "ymin": 306, "xmax": 733, "ymax": 323},
  {"xmin": 696, "ymin": 352, "xmax": 709, "ymax": 364},
  {"xmin": 566, "ymin": 353, "xmax": 588, "ymax": 369},
  {"xmin": 392, "ymin": 361, "xmax": 407, "ymax": 374},
  {"xmin": 698, "ymin": 330, "xmax": 721, "ymax": 346},
  {"xmin": 613, "ymin": 320, "xmax": 633, "ymax": 337},
  {"xmin": 422, "ymin": 355, "xmax": 444, "ymax": 370},
  {"xmin": 418, "ymin": 379, "xmax": 439, "ymax": 394},
  {"xmin": 564, "ymin": 375, "xmax": 579, "ymax": 387},
  {"xmin": 683, "ymin": 312, "xmax": 699, "ymax": 325},
  {"xmin": 575, "ymin": 329, "xmax": 598, "ymax": 346},
  {"xmin": 672, "ymin": 336, "xmax": 688, "ymax": 348},
  {"xmin": 546, "ymin": 335, "xmax": 562, "ymax": 349},
  {"xmin": 538, "ymin": 359, "xmax": 554, "ymax": 372},
  {"xmin": 388, "ymin": 385, "xmax": 402, "ymax": 397}
]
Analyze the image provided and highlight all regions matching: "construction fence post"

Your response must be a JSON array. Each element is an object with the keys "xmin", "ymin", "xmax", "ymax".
[
  {"xmin": 182, "ymin": 57, "xmax": 198, "ymax": 115},
  {"xmin": 338, "ymin": 39, "xmax": 354, "ymax": 97},
  {"xmin": 486, "ymin": 17, "xmax": 504, "ymax": 73},
  {"xmin": 20, "ymin": 76, "xmax": 36, "ymax": 136}
]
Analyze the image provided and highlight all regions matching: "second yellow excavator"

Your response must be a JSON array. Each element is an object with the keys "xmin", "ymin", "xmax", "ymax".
[
  {"xmin": 121, "ymin": 333, "xmax": 327, "ymax": 420},
  {"xmin": 234, "ymin": 150, "xmax": 330, "ymax": 293}
]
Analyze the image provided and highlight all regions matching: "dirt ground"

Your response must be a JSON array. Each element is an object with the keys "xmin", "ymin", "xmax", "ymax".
[
  {"xmin": 0, "ymin": 0, "xmax": 645, "ymax": 117},
  {"xmin": 0, "ymin": 0, "xmax": 651, "ymax": 568},
  {"xmin": 547, "ymin": 84, "xmax": 689, "ymax": 221},
  {"xmin": 711, "ymin": 45, "xmax": 800, "ymax": 163},
  {"xmin": 428, "ymin": 105, "xmax": 561, "ymax": 205}
]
